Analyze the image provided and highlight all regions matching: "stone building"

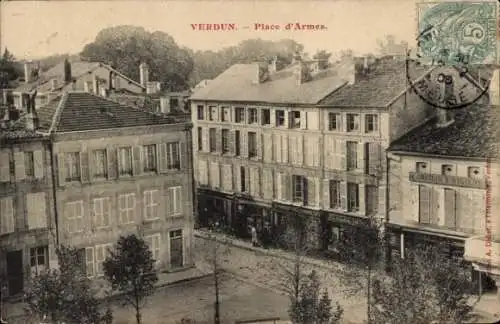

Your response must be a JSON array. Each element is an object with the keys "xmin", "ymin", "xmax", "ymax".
[{"xmin": 190, "ymin": 55, "xmax": 433, "ymax": 252}]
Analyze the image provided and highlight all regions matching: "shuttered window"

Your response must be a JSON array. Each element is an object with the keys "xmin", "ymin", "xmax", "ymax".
[
  {"xmin": 24, "ymin": 151, "xmax": 35, "ymax": 178},
  {"xmin": 329, "ymin": 180, "xmax": 341, "ymax": 209},
  {"xmin": 418, "ymin": 185, "xmax": 431, "ymax": 224},
  {"xmin": 167, "ymin": 186, "xmax": 182, "ymax": 216},
  {"xmin": 65, "ymin": 152, "xmax": 81, "ymax": 182},
  {"xmin": 0, "ymin": 197, "xmax": 14, "ymax": 234},
  {"xmin": 346, "ymin": 141, "xmax": 357, "ymax": 170},
  {"xmin": 166, "ymin": 142, "xmax": 180, "ymax": 170},
  {"xmin": 118, "ymin": 147, "xmax": 133, "ymax": 176},
  {"xmin": 142, "ymin": 144, "xmax": 157, "ymax": 172},
  {"xmin": 93, "ymin": 149, "xmax": 108, "ymax": 178},
  {"xmin": 347, "ymin": 183, "xmax": 359, "ymax": 212}
]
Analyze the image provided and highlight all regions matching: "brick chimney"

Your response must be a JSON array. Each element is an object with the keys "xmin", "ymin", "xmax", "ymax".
[
  {"xmin": 139, "ymin": 62, "xmax": 149, "ymax": 88},
  {"xmin": 63, "ymin": 59, "xmax": 72, "ymax": 83},
  {"xmin": 24, "ymin": 61, "xmax": 33, "ymax": 83}
]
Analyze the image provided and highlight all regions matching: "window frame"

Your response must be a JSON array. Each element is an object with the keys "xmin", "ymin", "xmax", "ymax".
[
  {"xmin": 209, "ymin": 128, "xmax": 217, "ymax": 152},
  {"xmin": 93, "ymin": 197, "xmax": 110, "ymax": 228},
  {"xmin": 92, "ymin": 149, "xmax": 108, "ymax": 179},
  {"xmin": 24, "ymin": 151, "xmax": 35, "ymax": 178},
  {"xmin": 347, "ymin": 182, "xmax": 359, "ymax": 212},
  {"xmin": 346, "ymin": 141, "xmax": 358, "ymax": 170},
  {"xmin": 248, "ymin": 108, "xmax": 258, "ymax": 124},
  {"xmin": 118, "ymin": 147, "xmax": 133, "ymax": 176},
  {"xmin": 221, "ymin": 129, "xmax": 230, "ymax": 154},
  {"xmin": 346, "ymin": 113, "xmax": 360, "ymax": 132},
  {"xmin": 365, "ymin": 114, "xmax": 378, "ymax": 132},
  {"xmin": 261, "ymin": 109, "xmax": 271, "ymax": 125},
  {"xmin": 328, "ymin": 113, "xmax": 340, "ymax": 131},
  {"xmin": 143, "ymin": 189, "xmax": 160, "ymax": 220},
  {"xmin": 65, "ymin": 152, "xmax": 81, "ymax": 182},
  {"xmin": 292, "ymin": 175, "xmax": 305, "ymax": 203},
  {"xmin": 196, "ymin": 105, "xmax": 204, "ymax": 120},
  {"xmin": 276, "ymin": 110, "xmax": 285, "ymax": 127},
  {"xmin": 118, "ymin": 193, "xmax": 136, "ymax": 224},
  {"xmin": 235, "ymin": 107, "xmax": 245, "ymax": 123},
  {"xmin": 142, "ymin": 144, "xmax": 157, "ymax": 173},
  {"xmin": 329, "ymin": 180, "xmax": 341, "ymax": 209},
  {"xmin": 66, "ymin": 200, "xmax": 84, "ymax": 233},
  {"xmin": 145, "ymin": 233, "xmax": 161, "ymax": 266},
  {"xmin": 166, "ymin": 142, "xmax": 181, "ymax": 170},
  {"xmin": 168, "ymin": 186, "xmax": 182, "ymax": 216},
  {"xmin": 248, "ymin": 132, "xmax": 257, "ymax": 158},
  {"xmin": 290, "ymin": 111, "xmax": 301, "ymax": 128}
]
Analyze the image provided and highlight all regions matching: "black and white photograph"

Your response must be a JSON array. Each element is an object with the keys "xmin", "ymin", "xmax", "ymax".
[{"xmin": 0, "ymin": 0, "xmax": 499, "ymax": 323}]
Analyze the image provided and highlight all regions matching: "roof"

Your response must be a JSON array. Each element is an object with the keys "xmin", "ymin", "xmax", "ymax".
[
  {"xmin": 319, "ymin": 57, "xmax": 430, "ymax": 107},
  {"xmin": 189, "ymin": 62, "xmax": 350, "ymax": 105},
  {"xmin": 13, "ymin": 60, "xmax": 144, "ymax": 93},
  {"xmin": 35, "ymin": 91, "xmax": 181, "ymax": 133},
  {"xmin": 389, "ymin": 104, "xmax": 500, "ymax": 159}
]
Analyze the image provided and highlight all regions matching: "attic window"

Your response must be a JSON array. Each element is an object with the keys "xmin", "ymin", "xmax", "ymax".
[
  {"xmin": 416, "ymin": 162, "xmax": 428, "ymax": 173},
  {"xmin": 441, "ymin": 164, "xmax": 454, "ymax": 176},
  {"xmin": 467, "ymin": 167, "xmax": 481, "ymax": 179}
]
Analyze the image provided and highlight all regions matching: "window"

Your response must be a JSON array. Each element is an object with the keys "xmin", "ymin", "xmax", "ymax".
[
  {"xmin": 142, "ymin": 144, "xmax": 157, "ymax": 172},
  {"xmin": 222, "ymin": 129, "xmax": 230, "ymax": 154},
  {"xmin": 327, "ymin": 226, "xmax": 343, "ymax": 252},
  {"xmin": 346, "ymin": 141, "xmax": 358, "ymax": 170},
  {"xmin": 166, "ymin": 142, "xmax": 181, "ymax": 170},
  {"xmin": 329, "ymin": 180, "xmax": 341, "ymax": 209},
  {"xmin": 365, "ymin": 114, "xmax": 378, "ymax": 132},
  {"xmin": 235, "ymin": 131, "xmax": 241, "ymax": 156},
  {"xmin": 118, "ymin": 147, "xmax": 133, "ymax": 176},
  {"xmin": 66, "ymin": 201, "xmax": 84, "ymax": 233},
  {"xmin": 0, "ymin": 197, "xmax": 14, "ymax": 234},
  {"xmin": 65, "ymin": 152, "xmax": 80, "ymax": 182},
  {"xmin": 144, "ymin": 190, "xmax": 160, "ymax": 220},
  {"xmin": 208, "ymin": 105, "xmax": 216, "ymax": 121},
  {"xmin": 118, "ymin": 193, "xmax": 135, "ymax": 224},
  {"xmin": 248, "ymin": 108, "xmax": 258, "ymax": 124},
  {"xmin": 290, "ymin": 111, "xmax": 301, "ymax": 128},
  {"xmin": 95, "ymin": 244, "xmax": 113, "ymax": 276},
  {"xmin": 346, "ymin": 114, "xmax": 360, "ymax": 132},
  {"xmin": 24, "ymin": 151, "xmax": 34, "ymax": 178},
  {"xmin": 468, "ymin": 166, "xmax": 481, "ymax": 179},
  {"xmin": 444, "ymin": 188, "xmax": 456, "ymax": 229},
  {"xmin": 169, "ymin": 229, "xmax": 183, "ymax": 268},
  {"xmin": 248, "ymin": 132, "xmax": 257, "ymax": 158},
  {"xmin": 292, "ymin": 175, "xmax": 306, "ymax": 203},
  {"xmin": 276, "ymin": 110, "xmax": 285, "ymax": 127},
  {"xmin": 235, "ymin": 107, "xmax": 245, "ymax": 123},
  {"xmin": 197, "ymin": 127, "xmax": 203, "ymax": 151},
  {"xmin": 93, "ymin": 149, "xmax": 108, "ymax": 178},
  {"xmin": 261, "ymin": 109, "xmax": 271, "ymax": 125},
  {"xmin": 167, "ymin": 186, "xmax": 182, "ymax": 216},
  {"xmin": 328, "ymin": 113, "xmax": 341, "ymax": 131},
  {"xmin": 418, "ymin": 185, "xmax": 431, "ymax": 224},
  {"xmin": 209, "ymin": 128, "xmax": 216, "ymax": 152},
  {"xmin": 197, "ymin": 105, "xmax": 204, "ymax": 120},
  {"xmin": 85, "ymin": 247, "xmax": 95, "ymax": 277},
  {"xmin": 30, "ymin": 246, "xmax": 48, "ymax": 276},
  {"xmin": 347, "ymin": 183, "xmax": 359, "ymax": 212},
  {"xmin": 93, "ymin": 197, "xmax": 110, "ymax": 228},
  {"xmin": 240, "ymin": 167, "xmax": 247, "ymax": 192},
  {"xmin": 366, "ymin": 185, "xmax": 378, "ymax": 215},
  {"xmin": 145, "ymin": 234, "xmax": 161, "ymax": 265},
  {"xmin": 221, "ymin": 107, "xmax": 230, "ymax": 122},
  {"xmin": 416, "ymin": 162, "xmax": 428, "ymax": 173},
  {"xmin": 441, "ymin": 164, "xmax": 454, "ymax": 176}
]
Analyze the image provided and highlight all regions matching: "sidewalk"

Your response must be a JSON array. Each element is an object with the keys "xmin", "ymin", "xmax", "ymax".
[
  {"xmin": 195, "ymin": 229, "xmax": 500, "ymax": 324},
  {"xmin": 1, "ymin": 266, "xmax": 212, "ymax": 322}
]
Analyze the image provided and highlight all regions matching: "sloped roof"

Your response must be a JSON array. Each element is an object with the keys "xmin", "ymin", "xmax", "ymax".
[
  {"xmin": 389, "ymin": 104, "xmax": 500, "ymax": 159},
  {"xmin": 318, "ymin": 57, "xmax": 430, "ymax": 107},
  {"xmin": 36, "ymin": 92, "xmax": 180, "ymax": 133},
  {"xmin": 189, "ymin": 62, "xmax": 349, "ymax": 105}
]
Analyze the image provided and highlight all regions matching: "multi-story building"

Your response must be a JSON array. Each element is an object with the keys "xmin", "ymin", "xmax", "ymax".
[
  {"xmin": 0, "ymin": 113, "xmax": 57, "ymax": 298},
  {"xmin": 190, "ymin": 55, "xmax": 434, "ymax": 252},
  {"xmin": 388, "ymin": 76, "xmax": 500, "ymax": 294},
  {"xmin": 27, "ymin": 89, "xmax": 193, "ymax": 279}
]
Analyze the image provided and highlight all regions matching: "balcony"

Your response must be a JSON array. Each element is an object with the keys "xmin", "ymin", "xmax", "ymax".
[{"xmin": 409, "ymin": 171, "xmax": 487, "ymax": 189}]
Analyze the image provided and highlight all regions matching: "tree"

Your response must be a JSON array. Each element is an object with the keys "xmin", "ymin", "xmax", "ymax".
[
  {"xmin": 313, "ymin": 50, "xmax": 332, "ymax": 69},
  {"xmin": 371, "ymin": 243, "xmax": 475, "ymax": 324},
  {"xmin": 81, "ymin": 26, "xmax": 194, "ymax": 91},
  {"xmin": 289, "ymin": 270, "xmax": 343, "ymax": 324},
  {"xmin": 0, "ymin": 48, "xmax": 21, "ymax": 89},
  {"xmin": 335, "ymin": 218, "xmax": 385, "ymax": 323},
  {"xmin": 25, "ymin": 245, "xmax": 111, "ymax": 324},
  {"xmin": 377, "ymin": 35, "xmax": 408, "ymax": 57},
  {"xmin": 103, "ymin": 234, "xmax": 158, "ymax": 324}
]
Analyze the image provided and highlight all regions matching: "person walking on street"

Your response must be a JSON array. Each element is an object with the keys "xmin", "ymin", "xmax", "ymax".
[{"xmin": 251, "ymin": 225, "xmax": 258, "ymax": 247}]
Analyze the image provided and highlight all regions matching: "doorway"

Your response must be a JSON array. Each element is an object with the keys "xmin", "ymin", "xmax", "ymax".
[
  {"xmin": 6, "ymin": 251, "xmax": 23, "ymax": 296},
  {"xmin": 169, "ymin": 230, "xmax": 183, "ymax": 269}
]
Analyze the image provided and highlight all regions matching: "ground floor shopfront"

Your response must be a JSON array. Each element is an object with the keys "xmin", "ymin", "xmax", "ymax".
[{"xmin": 386, "ymin": 224, "xmax": 498, "ymax": 294}]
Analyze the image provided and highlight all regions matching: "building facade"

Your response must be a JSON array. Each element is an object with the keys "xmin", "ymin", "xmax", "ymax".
[
  {"xmin": 190, "ymin": 56, "xmax": 435, "ymax": 253},
  {"xmin": 0, "ymin": 124, "xmax": 57, "ymax": 298}
]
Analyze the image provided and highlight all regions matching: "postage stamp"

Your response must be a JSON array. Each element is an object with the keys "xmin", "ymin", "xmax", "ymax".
[{"xmin": 416, "ymin": 1, "xmax": 497, "ymax": 65}]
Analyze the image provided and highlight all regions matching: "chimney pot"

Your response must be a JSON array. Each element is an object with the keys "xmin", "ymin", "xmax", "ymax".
[{"xmin": 64, "ymin": 59, "xmax": 72, "ymax": 83}]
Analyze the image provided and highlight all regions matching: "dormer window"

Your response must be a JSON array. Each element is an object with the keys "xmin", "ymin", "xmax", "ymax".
[
  {"xmin": 441, "ymin": 164, "xmax": 455, "ymax": 176},
  {"xmin": 468, "ymin": 166, "xmax": 481, "ymax": 179},
  {"xmin": 416, "ymin": 162, "xmax": 428, "ymax": 173},
  {"xmin": 290, "ymin": 111, "xmax": 301, "ymax": 128}
]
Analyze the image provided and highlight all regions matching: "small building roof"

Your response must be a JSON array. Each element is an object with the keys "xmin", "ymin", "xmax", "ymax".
[{"xmin": 388, "ymin": 104, "xmax": 500, "ymax": 159}]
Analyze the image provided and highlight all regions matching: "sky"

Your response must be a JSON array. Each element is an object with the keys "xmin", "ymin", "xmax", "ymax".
[{"xmin": 1, "ymin": 0, "xmax": 419, "ymax": 60}]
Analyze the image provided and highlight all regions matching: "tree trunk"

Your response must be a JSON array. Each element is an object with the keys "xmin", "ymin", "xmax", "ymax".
[
  {"xmin": 367, "ymin": 265, "xmax": 371, "ymax": 324},
  {"xmin": 135, "ymin": 306, "xmax": 141, "ymax": 324}
]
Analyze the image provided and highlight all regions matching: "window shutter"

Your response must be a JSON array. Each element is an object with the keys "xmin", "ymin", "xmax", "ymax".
[
  {"xmin": 14, "ymin": 151, "xmax": 25, "ymax": 181},
  {"xmin": 178, "ymin": 142, "xmax": 185, "ymax": 170},
  {"xmin": 88, "ymin": 151, "xmax": 95, "ymax": 182},
  {"xmin": 289, "ymin": 136, "xmax": 297, "ymax": 165},
  {"xmin": 323, "ymin": 179, "xmax": 330, "ymax": 209},
  {"xmin": 133, "ymin": 146, "xmax": 142, "ymax": 175},
  {"xmin": 0, "ymin": 197, "xmax": 14, "ymax": 234},
  {"xmin": 276, "ymin": 172, "xmax": 282, "ymax": 200},
  {"xmin": 263, "ymin": 133, "xmax": 273, "ymax": 162},
  {"xmin": 33, "ymin": 150, "xmax": 44, "ymax": 179},
  {"xmin": 107, "ymin": 148, "xmax": 117, "ymax": 179},
  {"xmin": 284, "ymin": 174, "xmax": 291, "ymax": 201},
  {"xmin": 282, "ymin": 135, "xmax": 288, "ymax": 163},
  {"xmin": 270, "ymin": 108, "xmax": 276, "ymax": 125},
  {"xmin": 378, "ymin": 185, "xmax": 386, "ymax": 217},
  {"xmin": 359, "ymin": 184, "xmax": 366, "ymax": 215},
  {"xmin": 430, "ymin": 188, "xmax": 440, "ymax": 225},
  {"xmin": 263, "ymin": 168, "xmax": 273, "ymax": 199},
  {"xmin": 85, "ymin": 247, "xmax": 94, "ymax": 277},
  {"xmin": 222, "ymin": 164, "xmax": 233, "ymax": 191},
  {"xmin": 368, "ymin": 142, "xmax": 381, "ymax": 175},
  {"xmin": 274, "ymin": 134, "xmax": 282, "ymax": 163},
  {"xmin": 307, "ymin": 177, "xmax": 316, "ymax": 207},
  {"xmin": 215, "ymin": 129, "xmax": 222, "ymax": 153},
  {"xmin": 241, "ymin": 132, "xmax": 248, "ymax": 158},
  {"xmin": 338, "ymin": 140, "xmax": 347, "ymax": 170},
  {"xmin": 324, "ymin": 137, "xmax": 334, "ymax": 170},
  {"xmin": 0, "ymin": 152, "xmax": 10, "ymax": 182},
  {"xmin": 236, "ymin": 166, "xmax": 242, "ymax": 192},
  {"xmin": 80, "ymin": 152, "xmax": 89, "ymax": 183},
  {"xmin": 444, "ymin": 188, "xmax": 456, "ymax": 228},
  {"xmin": 166, "ymin": 189, "xmax": 174, "ymax": 216},
  {"xmin": 257, "ymin": 134, "xmax": 263, "ymax": 160},
  {"xmin": 357, "ymin": 142, "xmax": 365, "ymax": 174},
  {"xmin": 297, "ymin": 135, "xmax": 304, "ymax": 166},
  {"xmin": 340, "ymin": 181, "xmax": 347, "ymax": 211},
  {"xmin": 58, "ymin": 153, "xmax": 66, "ymax": 186},
  {"xmin": 409, "ymin": 184, "xmax": 419, "ymax": 222},
  {"xmin": 229, "ymin": 130, "xmax": 236, "ymax": 155},
  {"xmin": 202, "ymin": 128, "xmax": 210, "ymax": 153},
  {"xmin": 418, "ymin": 185, "xmax": 430, "ymax": 224},
  {"xmin": 159, "ymin": 143, "xmax": 167, "ymax": 172},
  {"xmin": 300, "ymin": 112, "xmax": 307, "ymax": 130}
]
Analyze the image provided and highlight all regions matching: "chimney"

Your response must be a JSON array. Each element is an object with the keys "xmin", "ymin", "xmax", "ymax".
[
  {"xmin": 363, "ymin": 57, "xmax": 369, "ymax": 72},
  {"xmin": 268, "ymin": 56, "xmax": 278, "ymax": 74},
  {"xmin": 63, "ymin": 59, "xmax": 72, "ymax": 83},
  {"xmin": 139, "ymin": 62, "xmax": 149, "ymax": 88},
  {"xmin": 51, "ymin": 79, "xmax": 58, "ymax": 91},
  {"xmin": 146, "ymin": 82, "xmax": 159, "ymax": 94},
  {"xmin": 338, "ymin": 56, "xmax": 355, "ymax": 85},
  {"xmin": 93, "ymin": 75, "xmax": 100, "ymax": 95},
  {"xmin": 24, "ymin": 61, "xmax": 33, "ymax": 83},
  {"xmin": 489, "ymin": 69, "xmax": 500, "ymax": 105},
  {"xmin": 160, "ymin": 96, "xmax": 170, "ymax": 113},
  {"xmin": 294, "ymin": 62, "xmax": 311, "ymax": 85},
  {"xmin": 253, "ymin": 64, "xmax": 269, "ymax": 84},
  {"xmin": 436, "ymin": 76, "xmax": 455, "ymax": 127}
]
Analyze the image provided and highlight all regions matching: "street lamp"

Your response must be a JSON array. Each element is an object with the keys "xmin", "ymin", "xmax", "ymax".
[{"xmin": 211, "ymin": 221, "xmax": 221, "ymax": 324}]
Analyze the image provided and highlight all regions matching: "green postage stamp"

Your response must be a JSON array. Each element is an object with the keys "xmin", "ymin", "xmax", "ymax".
[{"xmin": 417, "ymin": 1, "xmax": 497, "ymax": 65}]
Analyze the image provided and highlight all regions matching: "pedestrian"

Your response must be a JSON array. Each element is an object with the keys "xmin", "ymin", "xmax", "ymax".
[{"xmin": 251, "ymin": 225, "xmax": 258, "ymax": 247}]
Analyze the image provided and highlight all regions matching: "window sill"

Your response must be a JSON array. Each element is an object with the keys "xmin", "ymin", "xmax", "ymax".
[
  {"xmin": 93, "ymin": 226, "xmax": 112, "ymax": 232},
  {"xmin": 143, "ymin": 218, "xmax": 160, "ymax": 223}
]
